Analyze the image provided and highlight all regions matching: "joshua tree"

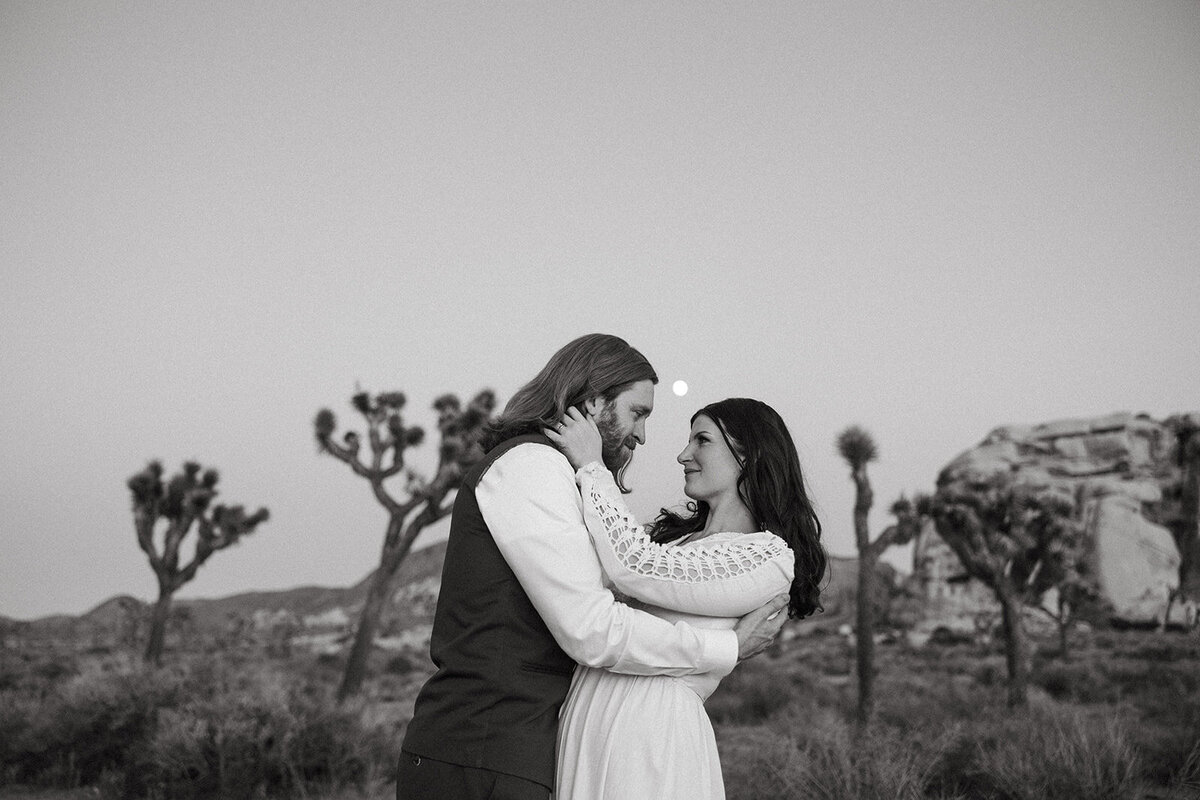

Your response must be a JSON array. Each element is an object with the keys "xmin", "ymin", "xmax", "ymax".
[
  {"xmin": 1175, "ymin": 420, "xmax": 1200, "ymax": 602},
  {"xmin": 1183, "ymin": 429, "xmax": 1200, "ymax": 582},
  {"xmin": 920, "ymin": 474, "xmax": 1085, "ymax": 706},
  {"xmin": 315, "ymin": 387, "xmax": 495, "ymax": 702},
  {"xmin": 836, "ymin": 426, "xmax": 915, "ymax": 727},
  {"xmin": 1158, "ymin": 420, "xmax": 1200, "ymax": 630},
  {"xmin": 128, "ymin": 461, "xmax": 269, "ymax": 665},
  {"xmin": 1037, "ymin": 564, "xmax": 1100, "ymax": 657}
]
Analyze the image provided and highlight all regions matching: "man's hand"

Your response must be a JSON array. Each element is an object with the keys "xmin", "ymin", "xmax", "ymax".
[{"xmin": 733, "ymin": 594, "xmax": 789, "ymax": 661}]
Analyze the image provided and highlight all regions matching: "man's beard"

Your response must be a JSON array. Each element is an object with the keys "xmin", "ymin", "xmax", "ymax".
[{"xmin": 595, "ymin": 402, "xmax": 633, "ymax": 472}]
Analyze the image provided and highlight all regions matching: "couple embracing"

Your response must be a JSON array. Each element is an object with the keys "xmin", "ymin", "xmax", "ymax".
[{"xmin": 398, "ymin": 334, "xmax": 826, "ymax": 800}]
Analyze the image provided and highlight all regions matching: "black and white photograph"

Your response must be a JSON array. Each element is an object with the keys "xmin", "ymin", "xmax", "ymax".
[{"xmin": 2, "ymin": 3, "xmax": 1198, "ymax": 799}]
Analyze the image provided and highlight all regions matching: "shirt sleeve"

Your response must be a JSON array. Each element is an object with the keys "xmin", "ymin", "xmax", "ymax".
[
  {"xmin": 478, "ymin": 443, "xmax": 738, "ymax": 677},
  {"xmin": 575, "ymin": 461, "xmax": 795, "ymax": 618}
]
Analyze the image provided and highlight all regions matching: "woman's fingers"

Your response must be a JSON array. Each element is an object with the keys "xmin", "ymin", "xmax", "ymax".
[
  {"xmin": 560, "ymin": 405, "xmax": 601, "ymax": 429},
  {"xmin": 560, "ymin": 406, "xmax": 587, "ymax": 428}
]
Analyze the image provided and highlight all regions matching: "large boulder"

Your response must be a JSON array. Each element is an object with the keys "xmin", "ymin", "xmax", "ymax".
[
  {"xmin": 907, "ymin": 517, "xmax": 1004, "ymax": 644},
  {"xmin": 1090, "ymin": 493, "xmax": 1180, "ymax": 622},
  {"xmin": 924, "ymin": 411, "xmax": 1198, "ymax": 627}
]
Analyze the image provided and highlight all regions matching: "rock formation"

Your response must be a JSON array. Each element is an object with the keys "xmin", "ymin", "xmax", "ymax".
[
  {"xmin": 907, "ymin": 517, "xmax": 1000, "ymax": 642},
  {"xmin": 913, "ymin": 411, "xmax": 1199, "ymax": 630}
]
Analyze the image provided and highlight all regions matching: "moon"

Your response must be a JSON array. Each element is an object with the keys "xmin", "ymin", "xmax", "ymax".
[{"xmin": 672, "ymin": 380, "xmax": 688, "ymax": 397}]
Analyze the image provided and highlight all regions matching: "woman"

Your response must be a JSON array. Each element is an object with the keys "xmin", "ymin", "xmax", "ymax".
[{"xmin": 544, "ymin": 398, "xmax": 825, "ymax": 800}]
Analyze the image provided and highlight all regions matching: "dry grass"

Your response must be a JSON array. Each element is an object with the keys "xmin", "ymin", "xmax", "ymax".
[
  {"xmin": 711, "ymin": 628, "xmax": 1199, "ymax": 800},
  {"xmin": 0, "ymin": 651, "xmax": 403, "ymax": 800},
  {"xmin": 3, "ymin": 627, "xmax": 1198, "ymax": 799}
]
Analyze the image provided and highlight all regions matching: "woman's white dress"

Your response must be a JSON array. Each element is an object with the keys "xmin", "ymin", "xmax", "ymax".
[{"xmin": 555, "ymin": 463, "xmax": 794, "ymax": 800}]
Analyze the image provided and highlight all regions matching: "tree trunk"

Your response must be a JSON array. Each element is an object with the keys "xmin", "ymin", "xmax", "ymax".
[
  {"xmin": 144, "ymin": 587, "xmax": 173, "ymax": 665},
  {"xmin": 851, "ymin": 465, "xmax": 874, "ymax": 728},
  {"xmin": 338, "ymin": 557, "xmax": 399, "ymax": 702},
  {"xmin": 1179, "ymin": 439, "xmax": 1200, "ymax": 600},
  {"xmin": 338, "ymin": 515, "xmax": 425, "ymax": 703},
  {"xmin": 999, "ymin": 589, "xmax": 1029, "ymax": 707},
  {"xmin": 855, "ymin": 553, "xmax": 875, "ymax": 727}
]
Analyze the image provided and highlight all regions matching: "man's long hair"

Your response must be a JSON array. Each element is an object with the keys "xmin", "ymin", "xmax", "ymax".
[
  {"xmin": 650, "ymin": 398, "xmax": 827, "ymax": 619},
  {"xmin": 483, "ymin": 334, "xmax": 658, "ymax": 488}
]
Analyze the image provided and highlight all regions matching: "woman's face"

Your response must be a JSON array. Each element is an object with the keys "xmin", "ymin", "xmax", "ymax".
[{"xmin": 677, "ymin": 414, "xmax": 744, "ymax": 504}]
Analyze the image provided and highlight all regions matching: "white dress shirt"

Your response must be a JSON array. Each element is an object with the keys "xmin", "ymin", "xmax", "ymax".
[{"xmin": 477, "ymin": 442, "xmax": 738, "ymax": 677}]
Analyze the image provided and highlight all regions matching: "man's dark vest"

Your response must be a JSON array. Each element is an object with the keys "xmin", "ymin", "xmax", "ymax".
[{"xmin": 401, "ymin": 434, "xmax": 576, "ymax": 789}]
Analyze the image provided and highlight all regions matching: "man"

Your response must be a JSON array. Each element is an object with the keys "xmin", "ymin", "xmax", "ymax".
[{"xmin": 398, "ymin": 334, "xmax": 788, "ymax": 800}]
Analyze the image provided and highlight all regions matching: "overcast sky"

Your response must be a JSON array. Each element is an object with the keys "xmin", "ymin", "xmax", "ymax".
[{"xmin": 2, "ymin": 2, "xmax": 1197, "ymax": 620}]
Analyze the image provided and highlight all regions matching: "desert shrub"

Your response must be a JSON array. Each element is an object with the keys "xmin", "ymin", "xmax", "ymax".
[
  {"xmin": 1114, "ymin": 637, "xmax": 1200, "ymax": 663},
  {"xmin": 795, "ymin": 724, "xmax": 946, "ymax": 800},
  {"xmin": 1093, "ymin": 629, "xmax": 1126, "ymax": 650},
  {"xmin": 125, "ymin": 663, "xmax": 395, "ymax": 799},
  {"xmin": 0, "ymin": 653, "xmax": 81, "ymax": 696},
  {"xmin": 384, "ymin": 654, "xmax": 415, "ymax": 675},
  {"xmin": 1165, "ymin": 738, "xmax": 1200, "ymax": 795},
  {"xmin": 0, "ymin": 667, "xmax": 177, "ymax": 788},
  {"xmin": 1093, "ymin": 655, "xmax": 1200, "ymax": 735},
  {"xmin": 1135, "ymin": 696, "xmax": 1200, "ymax": 788},
  {"xmin": 719, "ymin": 725, "xmax": 813, "ymax": 799},
  {"xmin": 1136, "ymin": 660, "xmax": 1199, "ymax": 695},
  {"xmin": 719, "ymin": 710, "xmax": 949, "ymax": 800},
  {"xmin": 873, "ymin": 668, "xmax": 989, "ymax": 730},
  {"xmin": 936, "ymin": 705, "xmax": 1140, "ymax": 800},
  {"xmin": 0, "ymin": 663, "xmax": 21, "ymax": 692},
  {"xmin": 972, "ymin": 659, "xmax": 1004, "ymax": 687},
  {"xmin": 316, "ymin": 652, "xmax": 342, "ymax": 670},
  {"xmin": 0, "ymin": 658, "xmax": 395, "ymax": 799},
  {"xmin": 0, "ymin": 691, "xmax": 34, "ymax": 775},
  {"xmin": 1033, "ymin": 659, "xmax": 1118, "ymax": 704},
  {"xmin": 132, "ymin": 689, "xmax": 393, "ymax": 799},
  {"xmin": 707, "ymin": 675, "xmax": 783, "ymax": 725},
  {"xmin": 928, "ymin": 626, "xmax": 974, "ymax": 646},
  {"xmin": 32, "ymin": 658, "xmax": 78, "ymax": 683},
  {"xmin": 716, "ymin": 629, "xmax": 1197, "ymax": 798},
  {"xmin": 707, "ymin": 655, "xmax": 820, "ymax": 726}
]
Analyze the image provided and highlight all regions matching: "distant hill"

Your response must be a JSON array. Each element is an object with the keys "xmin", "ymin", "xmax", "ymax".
[
  {"xmin": 2, "ymin": 544, "xmax": 891, "ymax": 653},
  {"xmin": 1, "ymin": 541, "xmax": 448, "ymax": 652}
]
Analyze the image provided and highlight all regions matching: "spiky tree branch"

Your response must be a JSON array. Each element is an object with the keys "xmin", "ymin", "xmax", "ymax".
[
  {"xmin": 875, "ymin": 495, "xmax": 924, "ymax": 561},
  {"xmin": 837, "ymin": 425, "xmax": 879, "ymax": 472},
  {"xmin": 128, "ymin": 461, "xmax": 269, "ymax": 664},
  {"xmin": 315, "ymin": 387, "xmax": 495, "ymax": 702}
]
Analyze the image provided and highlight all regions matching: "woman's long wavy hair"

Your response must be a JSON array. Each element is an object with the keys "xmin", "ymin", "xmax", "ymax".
[
  {"xmin": 483, "ymin": 333, "xmax": 658, "ymax": 490},
  {"xmin": 650, "ymin": 398, "xmax": 826, "ymax": 619}
]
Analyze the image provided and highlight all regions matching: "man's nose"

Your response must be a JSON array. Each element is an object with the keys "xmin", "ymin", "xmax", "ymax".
[{"xmin": 633, "ymin": 422, "xmax": 645, "ymax": 445}]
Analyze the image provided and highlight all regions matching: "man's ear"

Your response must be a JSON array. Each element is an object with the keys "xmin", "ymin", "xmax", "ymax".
[{"xmin": 582, "ymin": 396, "xmax": 604, "ymax": 417}]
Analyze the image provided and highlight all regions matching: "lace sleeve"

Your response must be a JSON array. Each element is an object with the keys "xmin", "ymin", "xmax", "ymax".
[{"xmin": 576, "ymin": 462, "xmax": 795, "ymax": 618}]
